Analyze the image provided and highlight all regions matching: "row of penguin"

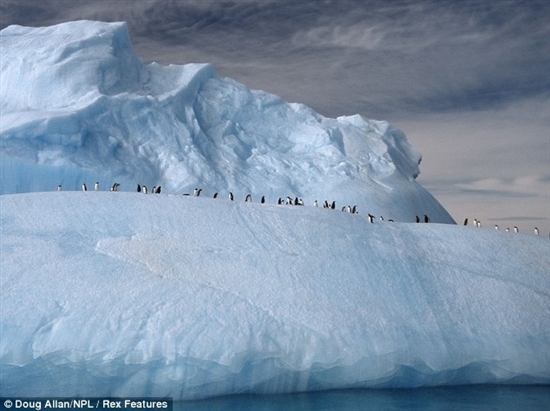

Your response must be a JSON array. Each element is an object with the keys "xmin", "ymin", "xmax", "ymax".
[{"xmin": 59, "ymin": 182, "xmax": 543, "ymax": 236}]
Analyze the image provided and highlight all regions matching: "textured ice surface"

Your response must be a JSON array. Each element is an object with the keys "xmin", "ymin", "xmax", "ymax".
[
  {"xmin": 0, "ymin": 20, "xmax": 453, "ymax": 224},
  {"xmin": 1, "ymin": 192, "xmax": 549, "ymax": 399}
]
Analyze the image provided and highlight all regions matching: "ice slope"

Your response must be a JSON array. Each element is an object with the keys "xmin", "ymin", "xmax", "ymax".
[
  {"xmin": 0, "ymin": 20, "xmax": 454, "ymax": 224},
  {"xmin": 1, "ymin": 192, "xmax": 549, "ymax": 399}
]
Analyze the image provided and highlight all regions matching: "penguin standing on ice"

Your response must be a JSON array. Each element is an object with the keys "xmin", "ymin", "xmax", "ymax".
[
  {"xmin": 261, "ymin": 196, "xmax": 265, "ymax": 204},
  {"xmin": 137, "ymin": 184, "xmax": 142, "ymax": 193},
  {"xmin": 194, "ymin": 188, "xmax": 202, "ymax": 197},
  {"xmin": 278, "ymin": 198, "xmax": 283, "ymax": 205},
  {"xmin": 494, "ymin": 225, "xmax": 499, "ymax": 231},
  {"xmin": 94, "ymin": 182, "xmax": 99, "ymax": 191},
  {"xmin": 415, "ymin": 215, "xmax": 420, "ymax": 223},
  {"xmin": 534, "ymin": 227, "xmax": 539, "ymax": 236},
  {"xmin": 245, "ymin": 194, "xmax": 252, "ymax": 203},
  {"xmin": 228, "ymin": 192, "xmax": 234, "ymax": 201},
  {"xmin": 213, "ymin": 192, "xmax": 218, "ymax": 199},
  {"xmin": 111, "ymin": 183, "xmax": 120, "ymax": 192},
  {"xmin": 463, "ymin": 218, "xmax": 468, "ymax": 226},
  {"xmin": 368, "ymin": 214, "xmax": 375, "ymax": 223},
  {"xmin": 314, "ymin": 200, "xmax": 318, "ymax": 207},
  {"xmin": 155, "ymin": 186, "xmax": 162, "ymax": 194},
  {"xmin": 514, "ymin": 226, "xmax": 519, "ymax": 233},
  {"xmin": 352, "ymin": 205, "xmax": 357, "ymax": 214},
  {"xmin": 82, "ymin": 183, "xmax": 87, "ymax": 191},
  {"xmin": 424, "ymin": 215, "xmax": 429, "ymax": 223},
  {"xmin": 142, "ymin": 185, "xmax": 148, "ymax": 194},
  {"xmin": 331, "ymin": 201, "xmax": 336, "ymax": 210},
  {"xmin": 57, "ymin": 185, "xmax": 62, "ymax": 191}
]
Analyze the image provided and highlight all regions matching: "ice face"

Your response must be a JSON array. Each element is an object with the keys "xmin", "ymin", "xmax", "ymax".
[
  {"xmin": 0, "ymin": 20, "xmax": 454, "ymax": 224},
  {"xmin": 1, "ymin": 192, "xmax": 548, "ymax": 399}
]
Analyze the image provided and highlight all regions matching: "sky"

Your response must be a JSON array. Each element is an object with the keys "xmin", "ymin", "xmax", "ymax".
[{"xmin": 1, "ymin": 0, "xmax": 549, "ymax": 233}]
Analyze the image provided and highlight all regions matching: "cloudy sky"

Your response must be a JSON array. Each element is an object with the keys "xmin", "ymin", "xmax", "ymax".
[{"xmin": 2, "ymin": 0, "xmax": 549, "ymax": 233}]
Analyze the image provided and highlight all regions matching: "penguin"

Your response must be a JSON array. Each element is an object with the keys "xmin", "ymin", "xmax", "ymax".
[
  {"xmin": 477, "ymin": 221, "xmax": 482, "ymax": 228},
  {"xmin": 380, "ymin": 216, "xmax": 384, "ymax": 221},
  {"xmin": 424, "ymin": 215, "xmax": 429, "ymax": 223},
  {"xmin": 229, "ymin": 192, "xmax": 234, "ymax": 201},
  {"xmin": 278, "ymin": 198, "xmax": 283, "ymax": 205},
  {"xmin": 514, "ymin": 226, "xmax": 518, "ymax": 233},
  {"xmin": 213, "ymin": 192, "xmax": 218, "ymax": 199},
  {"xmin": 57, "ymin": 184, "xmax": 62, "ymax": 191},
  {"xmin": 156, "ymin": 186, "xmax": 162, "ymax": 194},
  {"xmin": 152, "ymin": 186, "xmax": 157, "ymax": 194},
  {"xmin": 506, "ymin": 228, "xmax": 510, "ymax": 232},
  {"xmin": 352, "ymin": 205, "xmax": 357, "ymax": 214},
  {"xmin": 463, "ymin": 218, "xmax": 468, "ymax": 226},
  {"xmin": 368, "ymin": 214, "xmax": 375, "ymax": 223},
  {"xmin": 494, "ymin": 224, "xmax": 499, "ymax": 231},
  {"xmin": 142, "ymin": 185, "xmax": 148, "ymax": 194},
  {"xmin": 331, "ymin": 201, "xmax": 336, "ymax": 210},
  {"xmin": 347, "ymin": 206, "xmax": 351, "ymax": 213},
  {"xmin": 111, "ymin": 183, "xmax": 120, "ymax": 192},
  {"xmin": 323, "ymin": 200, "xmax": 329, "ymax": 208},
  {"xmin": 286, "ymin": 197, "xmax": 293, "ymax": 205},
  {"xmin": 415, "ymin": 215, "xmax": 420, "ymax": 223},
  {"xmin": 94, "ymin": 182, "xmax": 99, "ymax": 191},
  {"xmin": 82, "ymin": 183, "xmax": 87, "ymax": 191},
  {"xmin": 137, "ymin": 184, "xmax": 141, "ymax": 193},
  {"xmin": 194, "ymin": 188, "xmax": 202, "ymax": 197},
  {"xmin": 342, "ymin": 206, "xmax": 346, "ymax": 212},
  {"xmin": 314, "ymin": 200, "xmax": 318, "ymax": 207},
  {"xmin": 534, "ymin": 227, "xmax": 539, "ymax": 236},
  {"xmin": 245, "ymin": 194, "xmax": 252, "ymax": 203},
  {"xmin": 261, "ymin": 195, "xmax": 265, "ymax": 204}
]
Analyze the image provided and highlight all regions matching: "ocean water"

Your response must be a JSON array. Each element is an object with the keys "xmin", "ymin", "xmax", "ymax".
[{"xmin": 177, "ymin": 385, "xmax": 550, "ymax": 411}]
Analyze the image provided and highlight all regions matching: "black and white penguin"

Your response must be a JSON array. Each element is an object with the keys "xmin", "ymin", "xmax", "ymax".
[
  {"xmin": 94, "ymin": 182, "xmax": 99, "ymax": 191},
  {"xmin": 261, "ymin": 196, "xmax": 265, "ymax": 204},
  {"xmin": 347, "ymin": 206, "xmax": 352, "ymax": 213},
  {"xmin": 278, "ymin": 198, "xmax": 283, "ymax": 205},
  {"xmin": 463, "ymin": 218, "xmax": 468, "ymax": 226},
  {"xmin": 194, "ymin": 188, "xmax": 202, "ymax": 197},
  {"xmin": 152, "ymin": 186, "xmax": 157, "ymax": 194},
  {"xmin": 142, "ymin": 185, "xmax": 148, "ymax": 194},
  {"xmin": 82, "ymin": 183, "xmax": 87, "ymax": 191},
  {"xmin": 286, "ymin": 197, "xmax": 293, "ymax": 205},
  {"xmin": 229, "ymin": 192, "xmax": 234, "ymax": 201},
  {"xmin": 245, "ymin": 194, "xmax": 252, "ymax": 203},
  {"xmin": 137, "ymin": 184, "xmax": 142, "ymax": 193},
  {"xmin": 352, "ymin": 205, "xmax": 357, "ymax": 214},
  {"xmin": 380, "ymin": 216, "xmax": 384, "ymax": 221},
  {"xmin": 424, "ymin": 215, "xmax": 429, "ymax": 223},
  {"xmin": 415, "ymin": 215, "xmax": 420, "ymax": 223},
  {"xmin": 368, "ymin": 214, "xmax": 375, "ymax": 223},
  {"xmin": 323, "ymin": 200, "xmax": 329, "ymax": 208},
  {"xmin": 494, "ymin": 225, "xmax": 499, "ymax": 231},
  {"xmin": 314, "ymin": 200, "xmax": 318, "ymax": 207},
  {"xmin": 155, "ymin": 186, "xmax": 162, "ymax": 194},
  {"xmin": 342, "ymin": 206, "xmax": 347, "ymax": 212},
  {"xmin": 297, "ymin": 198, "xmax": 304, "ymax": 206},
  {"xmin": 514, "ymin": 226, "xmax": 519, "ymax": 233},
  {"xmin": 535, "ymin": 227, "xmax": 539, "ymax": 236},
  {"xmin": 111, "ymin": 183, "xmax": 120, "ymax": 192},
  {"xmin": 331, "ymin": 201, "xmax": 336, "ymax": 210},
  {"xmin": 477, "ymin": 220, "xmax": 482, "ymax": 228},
  {"xmin": 213, "ymin": 192, "xmax": 218, "ymax": 199},
  {"xmin": 506, "ymin": 228, "xmax": 510, "ymax": 232}
]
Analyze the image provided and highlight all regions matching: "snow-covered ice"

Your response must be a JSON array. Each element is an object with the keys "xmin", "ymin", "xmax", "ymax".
[
  {"xmin": 1, "ymin": 21, "xmax": 549, "ymax": 400},
  {"xmin": 1, "ymin": 192, "xmax": 549, "ymax": 399},
  {"xmin": 0, "ymin": 20, "xmax": 453, "ymax": 224}
]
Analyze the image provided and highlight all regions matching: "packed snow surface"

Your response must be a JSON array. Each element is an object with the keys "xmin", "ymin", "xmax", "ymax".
[
  {"xmin": 0, "ymin": 20, "xmax": 453, "ymax": 224},
  {"xmin": 1, "ymin": 192, "xmax": 549, "ymax": 399},
  {"xmin": 1, "ymin": 20, "xmax": 549, "ymax": 400}
]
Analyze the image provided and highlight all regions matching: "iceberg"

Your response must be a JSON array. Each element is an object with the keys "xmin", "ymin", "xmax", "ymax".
[
  {"xmin": 1, "ymin": 192, "xmax": 549, "ymax": 399},
  {"xmin": 0, "ymin": 20, "xmax": 453, "ymax": 224},
  {"xmin": 1, "ymin": 21, "xmax": 549, "ymax": 400}
]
